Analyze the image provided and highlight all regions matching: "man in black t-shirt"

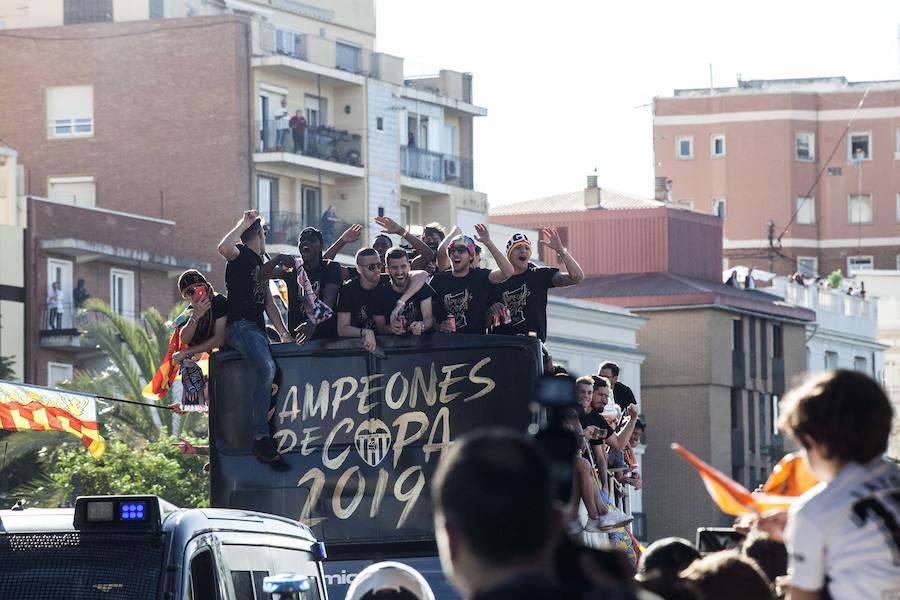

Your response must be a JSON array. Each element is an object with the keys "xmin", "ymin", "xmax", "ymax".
[
  {"xmin": 598, "ymin": 361, "xmax": 638, "ymax": 413},
  {"xmin": 288, "ymin": 227, "xmax": 342, "ymax": 342},
  {"xmin": 429, "ymin": 225, "xmax": 514, "ymax": 334},
  {"xmin": 372, "ymin": 247, "xmax": 434, "ymax": 336},
  {"xmin": 336, "ymin": 247, "xmax": 385, "ymax": 353},
  {"xmin": 218, "ymin": 210, "xmax": 291, "ymax": 464},
  {"xmin": 489, "ymin": 229, "xmax": 585, "ymax": 342}
]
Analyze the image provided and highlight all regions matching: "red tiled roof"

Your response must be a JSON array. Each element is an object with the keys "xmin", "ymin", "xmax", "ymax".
[
  {"xmin": 490, "ymin": 188, "xmax": 664, "ymax": 216},
  {"xmin": 550, "ymin": 272, "xmax": 815, "ymax": 322}
]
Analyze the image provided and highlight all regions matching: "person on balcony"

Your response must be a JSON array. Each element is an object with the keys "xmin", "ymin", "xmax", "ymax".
[
  {"xmin": 47, "ymin": 281, "xmax": 64, "ymax": 329},
  {"xmin": 320, "ymin": 205, "xmax": 338, "ymax": 247},
  {"xmin": 274, "ymin": 98, "xmax": 290, "ymax": 151},
  {"xmin": 73, "ymin": 278, "xmax": 90, "ymax": 308},
  {"xmin": 289, "ymin": 109, "xmax": 306, "ymax": 153}
]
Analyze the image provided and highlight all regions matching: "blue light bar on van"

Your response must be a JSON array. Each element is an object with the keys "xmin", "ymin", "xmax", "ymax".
[
  {"xmin": 74, "ymin": 496, "xmax": 161, "ymax": 530},
  {"xmin": 263, "ymin": 574, "xmax": 311, "ymax": 594}
]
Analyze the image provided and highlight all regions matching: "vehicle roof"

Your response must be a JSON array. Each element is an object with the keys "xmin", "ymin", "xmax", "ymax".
[{"xmin": 0, "ymin": 505, "xmax": 318, "ymax": 545}]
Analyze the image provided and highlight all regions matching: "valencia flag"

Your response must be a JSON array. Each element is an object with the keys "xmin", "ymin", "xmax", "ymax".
[
  {"xmin": 0, "ymin": 381, "xmax": 106, "ymax": 459},
  {"xmin": 142, "ymin": 309, "xmax": 190, "ymax": 401},
  {"xmin": 672, "ymin": 443, "xmax": 818, "ymax": 516}
]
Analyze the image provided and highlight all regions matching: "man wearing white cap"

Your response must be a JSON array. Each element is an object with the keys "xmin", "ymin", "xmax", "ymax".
[{"xmin": 489, "ymin": 228, "xmax": 584, "ymax": 342}]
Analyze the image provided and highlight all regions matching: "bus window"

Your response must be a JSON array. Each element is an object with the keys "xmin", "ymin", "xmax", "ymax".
[{"xmin": 189, "ymin": 549, "xmax": 220, "ymax": 600}]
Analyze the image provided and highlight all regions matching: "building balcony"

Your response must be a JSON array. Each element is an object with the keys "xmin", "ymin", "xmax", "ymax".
[
  {"xmin": 255, "ymin": 23, "xmax": 404, "ymax": 86},
  {"xmin": 770, "ymin": 278, "xmax": 879, "ymax": 339},
  {"xmin": 262, "ymin": 210, "xmax": 353, "ymax": 250},
  {"xmin": 255, "ymin": 120, "xmax": 365, "ymax": 178},
  {"xmin": 400, "ymin": 146, "xmax": 473, "ymax": 190},
  {"xmin": 38, "ymin": 303, "xmax": 135, "ymax": 351}
]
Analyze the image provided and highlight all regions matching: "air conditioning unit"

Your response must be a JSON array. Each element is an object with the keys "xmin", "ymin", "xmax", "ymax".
[{"xmin": 443, "ymin": 157, "xmax": 460, "ymax": 179}]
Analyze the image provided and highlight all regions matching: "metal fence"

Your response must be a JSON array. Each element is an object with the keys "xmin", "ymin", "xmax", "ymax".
[
  {"xmin": 262, "ymin": 212, "xmax": 353, "ymax": 249},
  {"xmin": 40, "ymin": 303, "xmax": 137, "ymax": 333},
  {"xmin": 257, "ymin": 120, "xmax": 363, "ymax": 167},
  {"xmin": 400, "ymin": 146, "xmax": 473, "ymax": 189}
]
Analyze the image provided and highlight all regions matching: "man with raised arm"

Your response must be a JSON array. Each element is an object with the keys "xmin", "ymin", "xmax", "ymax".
[
  {"xmin": 489, "ymin": 228, "xmax": 584, "ymax": 342},
  {"xmin": 428, "ymin": 224, "xmax": 514, "ymax": 334},
  {"xmin": 217, "ymin": 210, "xmax": 290, "ymax": 464}
]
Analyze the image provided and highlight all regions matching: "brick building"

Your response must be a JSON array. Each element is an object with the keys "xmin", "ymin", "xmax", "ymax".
[
  {"xmin": 653, "ymin": 77, "xmax": 900, "ymax": 278},
  {"xmin": 492, "ymin": 178, "xmax": 814, "ymax": 540}
]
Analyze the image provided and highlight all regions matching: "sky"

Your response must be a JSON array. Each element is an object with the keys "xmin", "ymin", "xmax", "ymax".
[{"xmin": 375, "ymin": 0, "xmax": 900, "ymax": 205}]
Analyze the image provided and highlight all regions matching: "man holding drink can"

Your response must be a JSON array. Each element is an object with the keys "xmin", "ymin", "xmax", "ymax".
[{"xmin": 372, "ymin": 247, "xmax": 435, "ymax": 336}]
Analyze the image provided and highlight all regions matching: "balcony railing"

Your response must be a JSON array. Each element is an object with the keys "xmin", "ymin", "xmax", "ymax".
[
  {"xmin": 39, "ymin": 303, "xmax": 137, "ymax": 350},
  {"xmin": 261, "ymin": 211, "xmax": 353, "ymax": 249},
  {"xmin": 400, "ymin": 146, "xmax": 473, "ymax": 189},
  {"xmin": 257, "ymin": 120, "xmax": 363, "ymax": 168},
  {"xmin": 258, "ymin": 23, "xmax": 404, "ymax": 83}
]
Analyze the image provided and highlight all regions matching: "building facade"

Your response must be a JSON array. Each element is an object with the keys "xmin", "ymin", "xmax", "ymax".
[
  {"xmin": 653, "ymin": 77, "xmax": 900, "ymax": 279},
  {"xmin": 0, "ymin": 0, "xmax": 487, "ymax": 385},
  {"xmin": 492, "ymin": 180, "xmax": 814, "ymax": 540}
]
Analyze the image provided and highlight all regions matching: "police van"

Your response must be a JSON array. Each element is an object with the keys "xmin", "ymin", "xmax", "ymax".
[{"xmin": 0, "ymin": 494, "xmax": 328, "ymax": 599}]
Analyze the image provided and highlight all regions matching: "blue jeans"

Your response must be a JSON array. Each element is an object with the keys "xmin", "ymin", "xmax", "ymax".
[
  {"xmin": 225, "ymin": 320, "xmax": 276, "ymax": 439},
  {"xmin": 276, "ymin": 128, "xmax": 290, "ymax": 148}
]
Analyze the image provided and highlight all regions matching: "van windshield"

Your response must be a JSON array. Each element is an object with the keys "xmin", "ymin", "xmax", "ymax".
[{"xmin": 0, "ymin": 531, "xmax": 165, "ymax": 600}]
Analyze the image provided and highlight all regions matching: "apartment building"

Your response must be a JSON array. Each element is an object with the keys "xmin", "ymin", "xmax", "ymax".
[
  {"xmin": 0, "ymin": 0, "xmax": 487, "ymax": 385},
  {"xmin": 0, "ymin": 148, "xmax": 25, "ymax": 381},
  {"xmin": 654, "ymin": 77, "xmax": 900, "ymax": 279},
  {"xmin": 492, "ymin": 178, "xmax": 814, "ymax": 540}
]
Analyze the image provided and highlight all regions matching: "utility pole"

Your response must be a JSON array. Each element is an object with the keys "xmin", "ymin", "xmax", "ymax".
[{"xmin": 767, "ymin": 220, "xmax": 775, "ymax": 274}]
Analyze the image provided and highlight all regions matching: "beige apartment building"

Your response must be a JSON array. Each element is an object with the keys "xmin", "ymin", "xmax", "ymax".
[
  {"xmin": 654, "ymin": 77, "xmax": 900, "ymax": 279},
  {"xmin": 0, "ymin": 0, "xmax": 486, "ymax": 386}
]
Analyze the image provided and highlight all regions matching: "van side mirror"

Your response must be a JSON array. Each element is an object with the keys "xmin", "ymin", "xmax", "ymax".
[{"xmin": 263, "ymin": 574, "xmax": 311, "ymax": 599}]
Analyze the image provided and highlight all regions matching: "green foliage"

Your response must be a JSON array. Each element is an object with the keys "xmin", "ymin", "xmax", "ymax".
[
  {"xmin": 50, "ymin": 437, "xmax": 210, "ymax": 508},
  {"xmin": 0, "ymin": 355, "xmax": 16, "ymax": 380},
  {"xmin": 827, "ymin": 269, "xmax": 843, "ymax": 290}
]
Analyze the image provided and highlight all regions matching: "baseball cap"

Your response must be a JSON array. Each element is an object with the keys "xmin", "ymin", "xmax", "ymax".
[{"xmin": 448, "ymin": 235, "xmax": 476, "ymax": 257}]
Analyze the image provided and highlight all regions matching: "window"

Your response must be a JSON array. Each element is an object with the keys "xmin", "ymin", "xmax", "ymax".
[
  {"xmin": 760, "ymin": 322, "xmax": 768, "ymax": 380},
  {"xmin": 748, "ymin": 389, "xmax": 756, "ymax": 453},
  {"xmin": 758, "ymin": 393, "xmax": 768, "ymax": 446},
  {"xmin": 772, "ymin": 324, "xmax": 783, "ymax": 359},
  {"xmin": 400, "ymin": 198, "xmax": 421, "ymax": 227},
  {"xmin": 301, "ymin": 186, "xmax": 321, "ymax": 229},
  {"xmin": 796, "ymin": 257, "xmax": 818, "ymax": 278},
  {"xmin": 47, "ymin": 86, "xmax": 93, "ymax": 138},
  {"xmin": 796, "ymin": 132, "xmax": 815, "ymax": 161},
  {"xmin": 847, "ymin": 256, "xmax": 873, "ymax": 274},
  {"xmin": 676, "ymin": 136, "xmax": 693, "ymax": 159},
  {"xmin": 710, "ymin": 134, "xmax": 726, "ymax": 157},
  {"xmin": 48, "ymin": 176, "xmax": 96, "ymax": 207},
  {"xmin": 848, "ymin": 194, "xmax": 873, "ymax": 224},
  {"xmin": 749, "ymin": 317, "xmax": 757, "ymax": 379},
  {"xmin": 825, "ymin": 351, "xmax": 839, "ymax": 369},
  {"xmin": 794, "ymin": 196, "xmax": 815, "ymax": 225},
  {"xmin": 853, "ymin": 356, "xmax": 868, "ymax": 373},
  {"xmin": 731, "ymin": 318, "xmax": 743, "ymax": 352},
  {"xmin": 771, "ymin": 394, "xmax": 780, "ymax": 436},
  {"xmin": 376, "ymin": 116, "xmax": 383, "ymax": 131},
  {"xmin": 110, "ymin": 269, "xmax": 135, "ymax": 319},
  {"xmin": 47, "ymin": 362, "xmax": 73, "ymax": 387},
  {"xmin": 849, "ymin": 132, "xmax": 871, "ymax": 161},
  {"xmin": 676, "ymin": 199, "xmax": 694, "ymax": 210},
  {"xmin": 188, "ymin": 549, "xmax": 220, "ymax": 600},
  {"xmin": 64, "ymin": 0, "xmax": 113, "ymax": 25},
  {"xmin": 335, "ymin": 41, "xmax": 361, "ymax": 73},
  {"xmin": 304, "ymin": 95, "xmax": 322, "ymax": 127},
  {"xmin": 149, "ymin": 0, "xmax": 164, "ymax": 19},
  {"xmin": 712, "ymin": 198, "xmax": 726, "ymax": 219},
  {"xmin": 256, "ymin": 176, "xmax": 278, "ymax": 220}
]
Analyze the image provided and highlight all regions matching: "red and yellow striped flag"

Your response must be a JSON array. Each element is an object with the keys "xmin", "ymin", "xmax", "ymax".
[
  {"xmin": 0, "ymin": 381, "xmax": 106, "ymax": 459},
  {"xmin": 142, "ymin": 310, "xmax": 189, "ymax": 401},
  {"xmin": 672, "ymin": 443, "xmax": 817, "ymax": 516}
]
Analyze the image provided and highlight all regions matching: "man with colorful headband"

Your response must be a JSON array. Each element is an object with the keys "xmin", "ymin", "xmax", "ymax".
[
  {"xmin": 428, "ymin": 224, "xmax": 514, "ymax": 334},
  {"xmin": 489, "ymin": 228, "xmax": 584, "ymax": 342}
]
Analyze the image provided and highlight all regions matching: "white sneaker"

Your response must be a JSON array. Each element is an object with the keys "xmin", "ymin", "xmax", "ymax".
[
  {"xmin": 565, "ymin": 519, "xmax": 584, "ymax": 535},
  {"xmin": 585, "ymin": 512, "xmax": 633, "ymax": 532}
]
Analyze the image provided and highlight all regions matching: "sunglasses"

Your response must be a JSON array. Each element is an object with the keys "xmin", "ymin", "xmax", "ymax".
[{"xmin": 361, "ymin": 262, "xmax": 384, "ymax": 272}]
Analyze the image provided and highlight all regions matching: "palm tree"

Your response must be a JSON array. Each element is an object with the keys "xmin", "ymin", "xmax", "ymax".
[{"xmin": 62, "ymin": 298, "xmax": 198, "ymax": 441}]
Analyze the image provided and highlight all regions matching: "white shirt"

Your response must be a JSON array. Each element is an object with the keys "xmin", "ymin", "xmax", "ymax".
[
  {"xmin": 274, "ymin": 106, "xmax": 289, "ymax": 129},
  {"xmin": 785, "ymin": 458, "xmax": 900, "ymax": 600}
]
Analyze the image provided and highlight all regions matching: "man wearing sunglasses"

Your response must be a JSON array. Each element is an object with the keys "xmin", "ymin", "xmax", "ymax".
[{"xmin": 429, "ymin": 225, "xmax": 514, "ymax": 334}]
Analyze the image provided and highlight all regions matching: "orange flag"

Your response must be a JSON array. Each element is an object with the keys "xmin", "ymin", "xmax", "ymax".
[
  {"xmin": 142, "ymin": 309, "xmax": 191, "ymax": 401},
  {"xmin": 672, "ymin": 443, "xmax": 818, "ymax": 516},
  {"xmin": 0, "ymin": 381, "xmax": 106, "ymax": 458}
]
